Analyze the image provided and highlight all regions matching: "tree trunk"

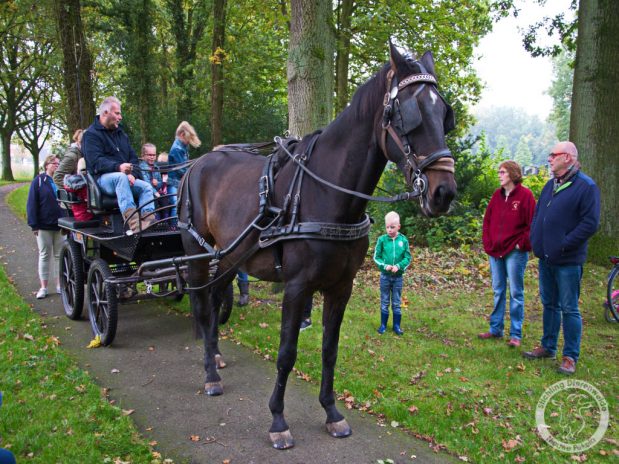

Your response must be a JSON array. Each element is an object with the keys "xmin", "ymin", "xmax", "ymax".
[
  {"xmin": 334, "ymin": 0, "xmax": 354, "ymax": 114},
  {"xmin": 166, "ymin": 0, "xmax": 207, "ymax": 122},
  {"xmin": 210, "ymin": 0, "xmax": 227, "ymax": 148},
  {"xmin": 570, "ymin": 0, "xmax": 619, "ymax": 260},
  {"xmin": 287, "ymin": 0, "xmax": 335, "ymax": 137},
  {"xmin": 1, "ymin": 132, "xmax": 14, "ymax": 181},
  {"xmin": 54, "ymin": 0, "xmax": 95, "ymax": 133}
]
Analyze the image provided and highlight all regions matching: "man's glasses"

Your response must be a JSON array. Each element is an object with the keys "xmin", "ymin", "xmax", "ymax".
[{"xmin": 548, "ymin": 152, "xmax": 567, "ymax": 161}]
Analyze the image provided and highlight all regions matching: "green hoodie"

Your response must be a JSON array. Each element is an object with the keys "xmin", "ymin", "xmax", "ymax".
[{"xmin": 373, "ymin": 233, "xmax": 411, "ymax": 276}]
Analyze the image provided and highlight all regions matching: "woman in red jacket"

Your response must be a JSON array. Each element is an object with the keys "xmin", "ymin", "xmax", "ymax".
[{"xmin": 479, "ymin": 161, "xmax": 536, "ymax": 347}]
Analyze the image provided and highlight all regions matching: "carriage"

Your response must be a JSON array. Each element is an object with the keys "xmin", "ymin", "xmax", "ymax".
[{"xmin": 56, "ymin": 171, "xmax": 233, "ymax": 346}]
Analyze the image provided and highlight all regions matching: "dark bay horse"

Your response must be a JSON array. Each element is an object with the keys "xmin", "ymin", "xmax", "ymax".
[{"xmin": 178, "ymin": 43, "xmax": 457, "ymax": 449}]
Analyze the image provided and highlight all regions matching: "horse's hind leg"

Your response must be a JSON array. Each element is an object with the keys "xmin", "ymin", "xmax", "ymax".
[
  {"xmin": 188, "ymin": 262, "xmax": 223, "ymax": 396},
  {"xmin": 268, "ymin": 285, "xmax": 309, "ymax": 449},
  {"xmin": 320, "ymin": 284, "xmax": 353, "ymax": 438}
]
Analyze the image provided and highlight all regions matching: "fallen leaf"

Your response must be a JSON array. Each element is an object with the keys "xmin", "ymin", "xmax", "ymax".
[
  {"xmin": 189, "ymin": 435, "xmax": 200, "ymax": 442},
  {"xmin": 122, "ymin": 409, "xmax": 135, "ymax": 416},
  {"xmin": 111, "ymin": 368, "xmax": 120, "ymax": 374},
  {"xmin": 87, "ymin": 335, "xmax": 102, "ymax": 349},
  {"xmin": 571, "ymin": 454, "xmax": 587, "ymax": 462},
  {"xmin": 483, "ymin": 407, "xmax": 493, "ymax": 416},
  {"xmin": 408, "ymin": 405, "xmax": 419, "ymax": 414},
  {"xmin": 259, "ymin": 322, "xmax": 268, "ymax": 328},
  {"xmin": 502, "ymin": 439, "xmax": 519, "ymax": 451}
]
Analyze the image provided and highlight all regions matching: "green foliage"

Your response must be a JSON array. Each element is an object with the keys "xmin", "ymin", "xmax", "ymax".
[
  {"xmin": 470, "ymin": 106, "xmax": 558, "ymax": 166},
  {"xmin": 548, "ymin": 47, "xmax": 574, "ymax": 141},
  {"xmin": 521, "ymin": 167, "xmax": 548, "ymax": 199}
]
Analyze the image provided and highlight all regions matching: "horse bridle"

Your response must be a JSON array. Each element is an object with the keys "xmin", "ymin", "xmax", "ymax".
[{"xmin": 380, "ymin": 68, "xmax": 455, "ymax": 200}]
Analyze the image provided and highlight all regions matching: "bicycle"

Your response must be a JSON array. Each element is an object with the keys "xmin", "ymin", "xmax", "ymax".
[{"xmin": 604, "ymin": 256, "xmax": 619, "ymax": 323}]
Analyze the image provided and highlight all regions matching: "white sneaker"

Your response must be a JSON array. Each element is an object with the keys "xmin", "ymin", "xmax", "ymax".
[
  {"xmin": 56, "ymin": 286, "xmax": 62, "ymax": 295},
  {"xmin": 36, "ymin": 288, "xmax": 48, "ymax": 299}
]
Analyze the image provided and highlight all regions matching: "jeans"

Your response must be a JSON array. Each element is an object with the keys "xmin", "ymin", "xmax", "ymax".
[
  {"xmin": 97, "ymin": 172, "xmax": 155, "ymax": 215},
  {"xmin": 488, "ymin": 250, "xmax": 528, "ymax": 339},
  {"xmin": 380, "ymin": 273, "xmax": 403, "ymax": 315},
  {"xmin": 538, "ymin": 259, "xmax": 583, "ymax": 362},
  {"xmin": 168, "ymin": 185, "xmax": 178, "ymax": 218}
]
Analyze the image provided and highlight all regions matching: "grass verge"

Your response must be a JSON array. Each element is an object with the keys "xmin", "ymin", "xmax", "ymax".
[{"xmin": 2, "ymin": 183, "xmax": 171, "ymax": 463}]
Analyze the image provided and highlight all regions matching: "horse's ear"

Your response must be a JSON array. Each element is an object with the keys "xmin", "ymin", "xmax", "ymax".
[
  {"xmin": 389, "ymin": 40, "xmax": 407, "ymax": 72},
  {"xmin": 420, "ymin": 51, "xmax": 436, "ymax": 76}
]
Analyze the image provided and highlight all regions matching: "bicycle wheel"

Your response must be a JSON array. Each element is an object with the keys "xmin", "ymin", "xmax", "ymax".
[{"xmin": 607, "ymin": 266, "xmax": 619, "ymax": 323}]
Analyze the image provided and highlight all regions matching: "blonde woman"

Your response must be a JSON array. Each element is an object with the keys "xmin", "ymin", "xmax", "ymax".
[
  {"xmin": 167, "ymin": 121, "xmax": 201, "ymax": 217},
  {"xmin": 27, "ymin": 155, "xmax": 64, "ymax": 298}
]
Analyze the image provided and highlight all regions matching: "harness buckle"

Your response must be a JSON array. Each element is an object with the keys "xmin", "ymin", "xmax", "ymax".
[{"xmin": 382, "ymin": 104, "xmax": 392, "ymax": 129}]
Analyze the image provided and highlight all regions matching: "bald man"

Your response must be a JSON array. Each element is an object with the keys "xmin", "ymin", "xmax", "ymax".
[{"xmin": 523, "ymin": 141, "xmax": 600, "ymax": 374}]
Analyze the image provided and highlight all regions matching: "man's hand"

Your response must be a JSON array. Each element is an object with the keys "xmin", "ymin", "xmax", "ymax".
[
  {"xmin": 127, "ymin": 174, "xmax": 136, "ymax": 186},
  {"xmin": 119, "ymin": 162, "xmax": 132, "ymax": 174}
]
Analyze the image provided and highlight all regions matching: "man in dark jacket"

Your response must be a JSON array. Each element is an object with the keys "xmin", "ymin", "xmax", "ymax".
[
  {"xmin": 523, "ymin": 141, "xmax": 600, "ymax": 375},
  {"xmin": 82, "ymin": 96, "xmax": 155, "ymax": 232}
]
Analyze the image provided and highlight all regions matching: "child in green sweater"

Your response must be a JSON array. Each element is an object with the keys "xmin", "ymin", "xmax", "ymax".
[{"xmin": 373, "ymin": 211, "xmax": 411, "ymax": 335}]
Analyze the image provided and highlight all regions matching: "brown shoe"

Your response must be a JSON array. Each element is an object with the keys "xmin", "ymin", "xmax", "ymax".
[
  {"xmin": 140, "ymin": 212, "xmax": 156, "ymax": 230},
  {"xmin": 122, "ymin": 207, "xmax": 140, "ymax": 233},
  {"xmin": 478, "ymin": 331, "xmax": 502, "ymax": 340},
  {"xmin": 522, "ymin": 346, "xmax": 553, "ymax": 359},
  {"xmin": 557, "ymin": 356, "xmax": 576, "ymax": 375},
  {"xmin": 507, "ymin": 338, "xmax": 521, "ymax": 348}
]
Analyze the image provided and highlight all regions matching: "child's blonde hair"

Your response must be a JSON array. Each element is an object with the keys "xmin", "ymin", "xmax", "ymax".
[
  {"xmin": 176, "ymin": 121, "xmax": 202, "ymax": 148},
  {"xmin": 157, "ymin": 152, "xmax": 168, "ymax": 163},
  {"xmin": 385, "ymin": 211, "xmax": 400, "ymax": 225}
]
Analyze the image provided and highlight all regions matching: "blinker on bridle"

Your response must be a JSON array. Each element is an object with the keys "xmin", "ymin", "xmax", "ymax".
[{"xmin": 380, "ymin": 68, "xmax": 455, "ymax": 200}]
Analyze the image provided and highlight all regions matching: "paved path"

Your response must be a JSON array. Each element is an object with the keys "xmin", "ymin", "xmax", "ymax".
[{"xmin": 0, "ymin": 183, "xmax": 457, "ymax": 464}]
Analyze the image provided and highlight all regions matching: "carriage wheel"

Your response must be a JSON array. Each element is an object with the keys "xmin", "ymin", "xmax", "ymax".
[
  {"xmin": 59, "ymin": 240, "xmax": 85, "ymax": 320},
  {"xmin": 218, "ymin": 283, "xmax": 234, "ymax": 325},
  {"xmin": 87, "ymin": 259, "xmax": 118, "ymax": 346}
]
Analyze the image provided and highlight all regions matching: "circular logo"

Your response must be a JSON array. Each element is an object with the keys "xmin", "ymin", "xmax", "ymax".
[{"xmin": 535, "ymin": 379, "xmax": 609, "ymax": 453}]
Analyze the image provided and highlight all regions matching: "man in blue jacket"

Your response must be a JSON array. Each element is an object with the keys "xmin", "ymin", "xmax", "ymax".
[
  {"xmin": 523, "ymin": 141, "xmax": 600, "ymax": 375},
  {"xmin": 82, "ymin": 96, "xmax": 155, "ymax": 233}
]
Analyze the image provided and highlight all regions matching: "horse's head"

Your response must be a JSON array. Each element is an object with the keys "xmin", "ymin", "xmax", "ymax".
[{"xmin": 379, "ymin": 42, "xmax": 457, "ymax": 217}]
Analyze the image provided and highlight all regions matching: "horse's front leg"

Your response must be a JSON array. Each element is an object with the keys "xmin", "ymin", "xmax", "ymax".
[
  {"xmin": 188, "ymin": 264, "xmax": 223, "ymax": 396},
  {"xmin": 268, "ymin": 287, "xmax": 309, "ymax": 449},
  {"xmin": 320, "ymin": 285, "xmax": 353, "ymax": 438}
]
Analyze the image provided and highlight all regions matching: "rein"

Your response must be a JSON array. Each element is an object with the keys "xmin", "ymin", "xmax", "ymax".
[{"xmin": 274, "ymin": 136, "xmax": 425, "ymax": 203}]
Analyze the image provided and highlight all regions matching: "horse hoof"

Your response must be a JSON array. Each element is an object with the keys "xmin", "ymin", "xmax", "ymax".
[
  {"xmin": 204, "ymin": 382, "xmax": 223, "ymax": 396},
  {"xmin": 270, "ymin": 429, "xmax": 294, "ymax": 449},
  {"xmin": 326, "ymin": 419, "xmax": 352, "ymax": 438},
  {"xmin": 215, "ymin": 354, "xmax": 227, "ymax": 369}
]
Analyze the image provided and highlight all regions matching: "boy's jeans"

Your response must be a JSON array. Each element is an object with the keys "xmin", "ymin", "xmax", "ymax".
[{"xmin": 380, "ymin": 273, "xmax": 403, "ymax": 315}]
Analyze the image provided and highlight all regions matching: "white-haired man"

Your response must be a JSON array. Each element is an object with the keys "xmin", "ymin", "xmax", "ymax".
[{"xmin": 82, "ymin": 96, "xmax": 155, "ymax": 232}]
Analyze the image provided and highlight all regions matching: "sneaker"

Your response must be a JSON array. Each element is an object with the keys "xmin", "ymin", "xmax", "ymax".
[
  {"xmin": 36, "ymin": 288, "xmax": 48, "ymax": 299},
  {"xmin": 56, "ymin": 286, "xmax": 62, "ymax": 295},
  {"xmin": 478, "ymin": 331, "xmax": 502, "ymax": 340},
  {"xmin": 300, "ymin": 318, "xmax": 312, "ymax": 331},
  {"xmin": 522, "ymin": 346, "xmax": 554, "ymax": 359},
  {"xmin": 507, "ymin": 338, "xmax": 521, "ymax": 348},
  {"xmin": 557, "ymin": 356, "xmax": 576, "ymax": 375}
]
